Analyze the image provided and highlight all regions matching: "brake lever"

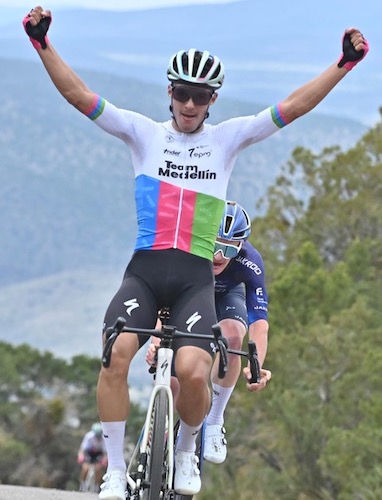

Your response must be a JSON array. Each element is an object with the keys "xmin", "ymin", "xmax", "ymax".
[
  {"xmin": 247, "ymin": 340, "xmax": 261, "ymax": 384},
  {"xmin": 102, "ymin": 317, "xmax": 127, "ymax": 368},
  {"xmin": 212, "ymin": 324, "xmax": 228, "ymax": 379}
]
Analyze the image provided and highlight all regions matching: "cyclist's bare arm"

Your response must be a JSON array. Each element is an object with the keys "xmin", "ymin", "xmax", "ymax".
[
  {"xmin": 25, "ymin": 7, "xmax": 96, "ymax": 115},
  {"xmin": 243, "ymin": 319, "xmax": 271, "ymax": 392},
  {"xmin": 278, "ymin": 28, "xmax": 368, "ymax": 124}
]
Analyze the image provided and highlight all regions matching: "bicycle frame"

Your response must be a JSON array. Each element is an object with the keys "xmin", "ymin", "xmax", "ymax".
[
  {"xmin": 126, "ymin": 345, "xmax": 175, "ymax": 497},
  {"xmin": 82, "ymin": 462, "xmax": 97, "ymax": 493}
]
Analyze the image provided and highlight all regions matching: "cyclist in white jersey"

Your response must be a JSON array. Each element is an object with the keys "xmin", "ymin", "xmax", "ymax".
[
  {"xmin": 78, "ymin": 423, "xmax": 107, "ymax": 491},
  {"xmin": 23, "ymin": 7, "xmax": 369, "ymax": 498}
]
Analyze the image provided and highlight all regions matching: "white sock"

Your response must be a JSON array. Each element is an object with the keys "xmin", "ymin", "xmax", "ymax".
[
  {"xmin": 205, "ymin": 383, "xmax": 234, "ymax": 426},
  {"xmin": 101, "ymin": 421, "xmax": 126, "ymax": 473},
  {"xmin": 175, "ymin": 420, "xmax": 202, "ymax": 453}
]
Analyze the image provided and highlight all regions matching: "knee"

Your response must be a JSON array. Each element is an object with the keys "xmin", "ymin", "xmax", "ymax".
[
  {"xmin": 100, "ymin": 345, "xmax": 131, "ymax": 382},
  {"xmin": 221, "ymin": 320, "xmax": 246, "ymax": 351},
  {"xmin": 175, "ymin": 348, "xmax": 211, "ymax": 389}
]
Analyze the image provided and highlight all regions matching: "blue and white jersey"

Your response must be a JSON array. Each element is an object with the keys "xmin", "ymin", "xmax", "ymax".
[{"xmin": 214, "ymin": 241, "xmax": 268, "ymax": 325}]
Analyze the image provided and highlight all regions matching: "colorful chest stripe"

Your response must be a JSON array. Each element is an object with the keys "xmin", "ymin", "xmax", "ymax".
[{"xmin": 135, "ymin": 175, "xmax": 224, "ymax": 260}]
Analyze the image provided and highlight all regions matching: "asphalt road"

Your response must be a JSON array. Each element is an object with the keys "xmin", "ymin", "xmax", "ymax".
[{"xmin": 0, "ymin": 484, "xmax": 99, "ymax": 499}]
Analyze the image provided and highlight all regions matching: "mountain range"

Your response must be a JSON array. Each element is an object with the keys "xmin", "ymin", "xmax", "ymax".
[
  {"xmin": 0, "ymin": 0, "xmax": 380, "ymax": 393},
  {"xmin": 1, "ymin": 0, "xmax": 380, "ymax": 124}
]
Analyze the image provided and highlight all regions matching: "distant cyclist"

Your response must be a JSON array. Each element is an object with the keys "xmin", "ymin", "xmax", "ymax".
[{"xmin": 78, "ymin": 422, "xmax": 107, "ymax": 492}]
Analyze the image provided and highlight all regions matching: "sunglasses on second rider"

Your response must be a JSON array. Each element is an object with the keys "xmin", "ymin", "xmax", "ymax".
[
  {"xmin": 171, "ymin": 85, "xmax": 214, "ymax": 106},
  {"xmin": 214, "ymin": 240, "xmax": 243, "ymax": 259}
]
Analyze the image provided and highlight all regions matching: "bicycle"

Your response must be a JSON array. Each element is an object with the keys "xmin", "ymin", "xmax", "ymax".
[
  {"xmin": 102, "ymin": 313, "xmax": 260, "ymax": 500},
  {"xmin": 80, "ymin": 462, "xmax": 98, "ymax": 493}
]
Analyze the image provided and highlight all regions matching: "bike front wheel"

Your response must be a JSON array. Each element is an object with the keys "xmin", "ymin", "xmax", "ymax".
[
  {"xmin": 144, "ymin": 389, "xmax": 169, "ymax": 500},
  {"xmin": 82, "ymin": 464, "xmax": 98, "ymax": 493}
]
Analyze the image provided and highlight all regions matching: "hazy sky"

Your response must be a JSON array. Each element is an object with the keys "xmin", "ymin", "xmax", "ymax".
[{"xmin": 2, "ymin": 0, "xmax": 239, "ymax": 10}]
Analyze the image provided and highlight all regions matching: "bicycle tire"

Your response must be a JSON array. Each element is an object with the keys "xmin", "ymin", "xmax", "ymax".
[
  {"xmin": 144, "ymin": 389, "xmax": 169, "ymax": 500},
  {"xmin": 82, "ymin": 464, "xmax": 97, "ymax": 493}
]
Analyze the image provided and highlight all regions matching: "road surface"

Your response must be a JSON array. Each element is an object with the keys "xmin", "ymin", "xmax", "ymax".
[{"xmin": 0, "ymin": 484, "xmax": 99, "ymax": 499}]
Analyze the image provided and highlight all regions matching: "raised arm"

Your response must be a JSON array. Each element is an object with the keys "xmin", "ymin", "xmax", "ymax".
[
  {"xmin": 23, "ymin": 6, "xmax": 97, "ymax": 115},
  {"xmin": 280, "ymin": 28, "xmax": 369, "ymax": 123}
]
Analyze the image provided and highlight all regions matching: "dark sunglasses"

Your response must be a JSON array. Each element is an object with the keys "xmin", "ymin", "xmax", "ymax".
[{"xmin": 171, "ymin": 85, "xmax": 214, "ymax": 106}]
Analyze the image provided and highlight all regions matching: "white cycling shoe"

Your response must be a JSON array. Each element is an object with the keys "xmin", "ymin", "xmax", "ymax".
[
  {"xmin": 98, "ymin": 469, "xmax": 127, "ymax": 500},
  {"xmin": 203, "ymin": 424, "xmax": 227, "ymax": 464},
  {"xmin": 174, "ymin": 449, "xmax": 201, "ymax": 495}
]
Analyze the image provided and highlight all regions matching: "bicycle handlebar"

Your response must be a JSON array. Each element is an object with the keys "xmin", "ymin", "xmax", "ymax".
[
  {"xmin": 102, "ymin": 316, "xmax": 261, "ymax": 383},
  {"xmin": 102, "ymin": 317, "xmax": 229, "ymax": 375}
]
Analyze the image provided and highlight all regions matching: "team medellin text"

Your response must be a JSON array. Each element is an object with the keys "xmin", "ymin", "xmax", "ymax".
[{"xmin": 158, "ymin": 160, "xmax": 217, "ymax": 180}]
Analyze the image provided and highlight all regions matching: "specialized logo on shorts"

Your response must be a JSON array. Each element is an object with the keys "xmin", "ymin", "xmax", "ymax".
[
  {"xmin": 123, "ymin": 298, "xmax": 139, "ymax": 316},
  {"xmin": 186, "ymin": 311, "xmax": 202, "ymax": 332}
]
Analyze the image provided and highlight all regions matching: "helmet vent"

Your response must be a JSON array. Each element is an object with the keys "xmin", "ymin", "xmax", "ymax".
[{"xmin": 225, "ymin": 215, "xmax": 234, "ymax": 235}]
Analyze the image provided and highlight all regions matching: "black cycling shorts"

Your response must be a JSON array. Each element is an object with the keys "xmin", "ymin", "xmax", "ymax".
[
  {"xmin": 215, "ymin": 283, "xmax": 248, "ymax": 329},
  {"xmin": 85, "ymin": 451, "xmax": 104, "ymax": 464},
  {"xmin": 103, "ymin": 249, "xmax": 218, "ymax": 356}
]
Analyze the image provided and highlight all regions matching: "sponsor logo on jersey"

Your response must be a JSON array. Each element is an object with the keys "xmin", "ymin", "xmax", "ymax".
[
  {"xmin": 163, "ymin": 148, "xmax": 181, "ymax": 156},
  {"xmin": 236, "ymin": 256, "xmax": 262, "ymax": 275},
  {"xmin": 158, "ymin": 160, "xmax": 217, "ymax": 180},
  {"xmin": 253, "ymin": 305, "xmax": 268, "ymax": 312},
  {"xmin": 188, "ymin": 146, "xmax": 212, "ymax": 158}
]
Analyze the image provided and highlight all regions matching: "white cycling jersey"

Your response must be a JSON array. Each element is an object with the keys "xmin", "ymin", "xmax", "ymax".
[
  {"xmin": 86, "ymin": 97, "xmax": 287, "ymax": 260},
  {"xmin": 79, "ymin": 431, "xmax": 106, "ymax": 454}
]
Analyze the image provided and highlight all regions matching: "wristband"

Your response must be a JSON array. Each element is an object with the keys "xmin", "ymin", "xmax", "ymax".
[{"xmin": 22, "ymin": 13, "xmax": 51, "ymax": 50}]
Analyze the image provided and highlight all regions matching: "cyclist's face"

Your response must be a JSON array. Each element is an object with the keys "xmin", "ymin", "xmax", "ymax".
[
  {"xmin": 169, "ymin": 84, "xmax": 217, "ymax": 133},
  {"xmin": 213, "ymin": 238, "xmax": 241, "ymax": 275}
]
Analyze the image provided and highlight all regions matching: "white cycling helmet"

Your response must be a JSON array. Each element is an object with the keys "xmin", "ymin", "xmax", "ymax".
[
  {"xmin": 167, "ymin": 48, "xmax": 225, "ymax": 89},
  {"xmin": 218, "ymin": 201, "xmax": 251, "ymax": 241},
  {"xmin": 91, "ymin": 422, "xmax": 103, "ymax": 437}
]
